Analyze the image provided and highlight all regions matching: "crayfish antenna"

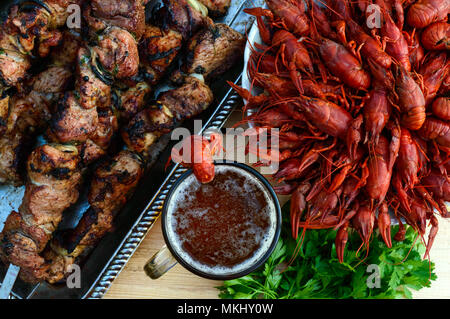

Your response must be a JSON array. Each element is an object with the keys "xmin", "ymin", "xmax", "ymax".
[
  {"xmin": 384, "ymin": 230, "xmax": 420, "ymax": 266},
  {"xmin": 164, "ymin": 155, "xmax": 173, "ymax": 171},
  {"xmin": 354, "ymin": 241, "xmax": 367, "ymax": 268},
  {"xmin": 307, "ymin": 0, "xmax": 324, "ymax": 43},
  {"xmin": 354, "ymin": 235, "xmax": 372, "ymax": 268},
  {"xmin": 282, "ymin": 220, "xmax": 308, "ymax": 273}
]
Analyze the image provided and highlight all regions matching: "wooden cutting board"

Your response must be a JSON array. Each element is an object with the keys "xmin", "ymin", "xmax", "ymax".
[{"xmin": 104, "ymin": 111, "xmax": 450, "ymax": 299}]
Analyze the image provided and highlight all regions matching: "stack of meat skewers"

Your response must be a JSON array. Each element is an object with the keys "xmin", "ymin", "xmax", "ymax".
[
  {"xmin": 0, "ymin": 0, "xmax": 244, "ymax": 284},
  {"xmin": 231, "ymin": 0, "xmax": 449, "ymax": 262}
]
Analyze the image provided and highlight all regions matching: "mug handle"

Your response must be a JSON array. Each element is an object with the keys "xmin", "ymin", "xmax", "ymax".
[{"xmin": 144, "ymin": 245, "xmax": 178, "ymax": 279}]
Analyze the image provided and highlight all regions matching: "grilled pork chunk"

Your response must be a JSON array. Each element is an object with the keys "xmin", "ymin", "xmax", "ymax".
[
  {"xmin": 0, "ymin": 64, "xmax": 74, "ymax": 186},
  {"xmin": 113, "ymin": 82, "xmax": 151, "ymax": 123},
  {"xmin": 83, "ymin": 0, "xmax": 147, "ymax": 40},
  {"xmin": 198, "ymin": 0, "xmax": 231, "ymax": 17},
  {"xmin": 0, "ymin": 0, "xmax": 81, "ymax": 89},
  {"xmin": 155, "ymin": 0, "xmax": 211, "ymax": 40},
  {"xmin": 122, "ymin": 76, "xmax": 214, "ymax": 157},
  {"xmin": 173, "ymin": 23, "xmax": 245, "ymax": 83},
  {"xmin": 0, "ymin": 144, "xmax": 82, "ymax": 282},
  {"xmin": 139, "ymin": 25, "xmax": 183, "ymax": 85},
  {"xmin": 93, "ymin": 27, "xmax": 140, "ymax": 79}
]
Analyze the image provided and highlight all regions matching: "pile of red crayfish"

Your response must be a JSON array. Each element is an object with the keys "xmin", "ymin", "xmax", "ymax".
[{"xmin": 230, "ymin": 0, "xmax": 449, "ymax": 262}]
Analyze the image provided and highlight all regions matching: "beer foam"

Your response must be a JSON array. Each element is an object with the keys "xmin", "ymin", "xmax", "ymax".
[{"xmin": 166, "ymin": 165, "xmax": 278, "ymax": 276}]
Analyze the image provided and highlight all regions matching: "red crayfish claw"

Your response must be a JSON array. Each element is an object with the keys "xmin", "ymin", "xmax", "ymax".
[{"xmin": 171, "ymin": 133, "xmax": 223, "ymax": 184}]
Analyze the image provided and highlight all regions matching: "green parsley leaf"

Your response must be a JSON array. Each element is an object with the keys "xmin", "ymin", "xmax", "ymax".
[{"xmin": 217, "ymin": 201, "xmax": 437, "ymax": 299}]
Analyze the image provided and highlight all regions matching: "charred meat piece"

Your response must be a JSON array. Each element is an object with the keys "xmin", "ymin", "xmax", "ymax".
[
  {"xmin": 6, "ymin": 93, "xmax": 51, "ymax": 137},
  {"xmin": 89, "ymin": 107, "xmax": 119, "ymax": 153},
  {"xmin": 77, "ymin": 26, "xmax": 141, "ymax": 109},
  {"xmin": 48, "ymin": 91, "xmax": 99, "ymax": 144},
  {"xmin": 8, "ymin": 0, "xmax": 81, "ymax": 54},
  {"xmin": 197, "ymin": 0, "xmax": 231, "ymax": 17},
  {"xmin": 0, "ymin": 144, "xmax": 82, "ymax": 282},
  {"xmin": 0, "ymin": 31, "xmax": 31, "ymax": 88},
  {"xmin": 122, "ymin": 76, "xmax": 213, "ymax": 156},
  {"xmin": 8, "ymin": 65, "xmax": 73, "ymax": 134},
  {"xmin": 155, "ymin": 0, "xmax": 211, "ymax": 39},
  {"xmin": 76, "ymin": 47, "xmax": 112, "ymax": 110},
  {"xmin": 29, "ymin": 65, "xmax": 73, "ymax": 96},
  {"xmin": 48, "ymin": 91, "xmax": 118, "ymax": 165},
  {"xmin": 0, "ymin": 131, "xmax": 30, "ymax": 186},
  {"xmin": 113, "ymin": 82, "xmax": 151, "ymax": 123},
  {"xmin": 174, "ymin": 23, "xmax": 245, "ymax": 82},
  {"xmin": 79, "ymin": 107, "xmax": 119, "ymax": 164},
  {"xmin": 50, "ymin": 30, "xmax": 83, "ymax": 67},
  {"xmin": 87, "ymin": 150, "xmax": 143, "ymax": 215},
  {"xmin": 139, "ymin": 25, "xmax": 183, "ymax": 85},
  {"xmin": 25, "ymin": 145, "xmax": 81, "ymax": 220},
  {"xmin": 0, "ymin": 0, "xmax": 80, "ymax": 89},
  {"xmin": 0, "ymin": 65, "xmax": 73, "ymax": 186},
  {"xmin": 43, "ymin": 150, "xmax": 143, "ymax": 283},
  {"xmin": 0, "ymin": 96, "xmax": 9, "ymax": 133},
  {"xmin": 92, "ymin": 27, "xmax": 140, "ymax": 79},
  {"xmin": 121, "ymin": 103, "xmax": 175, "ymax": 156},
  {"xmin": 83, "ymin": 0, "xmax": 147, "ymax": 39},
  {"xmin": 158, "ymin": 76, "xmax": 214, "ymax": 120}
]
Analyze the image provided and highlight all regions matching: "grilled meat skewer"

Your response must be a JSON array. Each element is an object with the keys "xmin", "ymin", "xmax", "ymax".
[
  {"xmin": 114, "ymin": 0, "xmax": 217, "ymax": 123},
  {"xmin": 136, "ymin": 0, "xmax": 214, "ymax": 87},
  {"xmin": 0, "ymin": 144, "xmax": 82, "ymax": 283},
  {"xmin": 122, "ymin": 75, "xmax": 214, "ymax": 158},
  {"xmin": 43, "ymin": 150, "xmax": 143, "ymax": 283},
  {"xmin": 113, "ymin": 0, "xmax": 211, "ymax": 117},
  {"xmin": 0, "ymin": 31, "xmax": 80, "ymax": 186},
  {"xmin": 0, "ymin": 0, "xmax": 144, "ymax": 283},
  {"xmin": 109, "ymin": 4, "xmax": 189, "ymax": 122},
  {"xmin": 125, "ymin": 23, "xmax": 245, "ymax": 158},
  {"xmin": 42, "ymin": 75, "xmax": 215, "ymax": 283},
  {"xmin": 40, "ymin": 22, "xmax": 244, "ymax": 283},
  {"xmin": 46, "ymin": 24, "xmax": 143, "ymax": 165},
  {"xmin": 0, "ymin": 0, "xmax": 82, "ymax": 91},
  {"xmin": 0, "ymin": 66, "xmax": 72, "ymax": 186}
]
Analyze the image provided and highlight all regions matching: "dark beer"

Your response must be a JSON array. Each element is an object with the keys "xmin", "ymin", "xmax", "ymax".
[{"xmin": 166, "ymin": 165, "xmax": 277, "ymax": 276}]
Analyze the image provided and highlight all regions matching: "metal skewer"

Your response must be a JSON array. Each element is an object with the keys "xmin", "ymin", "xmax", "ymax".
[
  {"xmin": 0, "ymin": 221, "xmax": 20, "ymax": 299},
  {"xmin": 0, "ymin": 264, "xmax": 19, "ymax": 299}
]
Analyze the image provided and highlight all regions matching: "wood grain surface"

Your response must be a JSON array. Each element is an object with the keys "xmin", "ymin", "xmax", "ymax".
[{"xmin": 104, "ymin": 111, "xmax": 450, "ymax": 299}]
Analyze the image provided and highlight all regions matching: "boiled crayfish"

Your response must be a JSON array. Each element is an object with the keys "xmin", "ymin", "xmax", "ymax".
[{"xmin": 233, "ymin": 0, "xmax": 450, "ymax": 263}]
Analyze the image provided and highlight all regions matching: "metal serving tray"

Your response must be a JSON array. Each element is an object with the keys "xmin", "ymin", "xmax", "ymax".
[{"xmin": 0, "ymin": 0, "xmax": 263, "ymax": 299}]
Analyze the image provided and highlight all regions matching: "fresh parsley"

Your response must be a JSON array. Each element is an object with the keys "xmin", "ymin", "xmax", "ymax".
[{"xmin": 218, "ymin": 202, "xmax": 437, "ymax": 299}]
